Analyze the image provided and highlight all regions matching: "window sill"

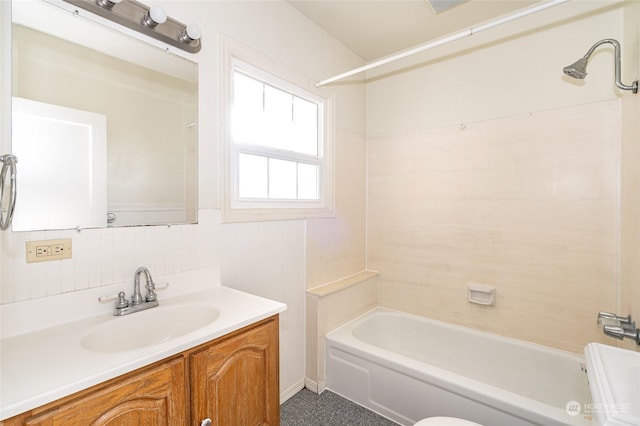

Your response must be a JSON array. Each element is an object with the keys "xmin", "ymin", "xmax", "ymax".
[{"xmin": 221, "ymin": 205, "xmax": 335, "ymax": 223}]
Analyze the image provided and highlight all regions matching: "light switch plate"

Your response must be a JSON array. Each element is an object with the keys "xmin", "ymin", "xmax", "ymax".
[{"xmin": 26, "ymin": 239, "xmax": 72, "ymax": 263}]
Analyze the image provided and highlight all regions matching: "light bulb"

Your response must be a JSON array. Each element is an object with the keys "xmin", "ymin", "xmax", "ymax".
[
  {"xmin": 142, "ymin": 6, "xmax": 167, "ymax": 28},
  {"xmin": 180, "ymin": 23, "xmax": 202, "ymax": 43}
]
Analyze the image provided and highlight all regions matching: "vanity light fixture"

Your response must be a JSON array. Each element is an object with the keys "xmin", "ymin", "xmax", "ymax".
[{"xmin": 62, "ymin": 0, "xmax": 202, "ymax": 53}]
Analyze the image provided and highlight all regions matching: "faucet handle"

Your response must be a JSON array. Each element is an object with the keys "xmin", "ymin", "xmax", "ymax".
[
  {"xmin": 154, "ymin": 282, "xmax": 169, "ymax": 290},
  {"xmin": 597, "ymin": 311, "xmax": 631, "ymax": 325},
  {"xmin": 598, "ymin": 316, "xmax": 621, "ymax": 327},
  {"xmin": 98, "ymin": 293, "xmax": 119, "ymax": 303},
  {"xmin": 145, "ymin": 280, "xmax": 157, "ymax": 302},
  {"xmin": 98, "ymin": 291, "xmax": 129, "ymax": 306},
  {"xmin": 603, "ymin": 325, "xmax": 627, "ymax": 340},
  {"xmin": 144, "ymin": 281, "xmax": 169, "ymax": 302},
  {"xmin": 115, "ymin": 291, "xmax": 129, "ymax": 309}
]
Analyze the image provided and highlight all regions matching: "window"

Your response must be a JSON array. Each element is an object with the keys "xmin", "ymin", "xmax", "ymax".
[{"xmin": 221, "ymin": 39, "xmax": 334, "ymax": 222}]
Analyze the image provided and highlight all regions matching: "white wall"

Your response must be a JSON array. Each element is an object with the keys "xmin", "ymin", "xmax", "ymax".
[
  {"xmin": 0, "ymin": 0, "xmax": 365, "ymax": 400},
  {"xmin": 219, "ymin": 219, "xmax": 307, "ymax": 399}
]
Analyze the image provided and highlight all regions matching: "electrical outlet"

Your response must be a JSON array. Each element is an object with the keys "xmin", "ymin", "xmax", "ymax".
[
  {"xmin": 51, "ymin": 244, "xmax": 66, "ymax": 255},
  {"xmin": 36, "ymin": 245, "xmax": 50, "ymax": 257},
  {"xmin": 26, "ymin": 239, "xmax": 72, "ymax": 263}
]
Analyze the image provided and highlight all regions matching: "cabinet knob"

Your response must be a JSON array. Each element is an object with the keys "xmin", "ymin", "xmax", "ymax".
[{"xmin": 200, "ymin": 419, "xmax": 212, "ymax": 426}]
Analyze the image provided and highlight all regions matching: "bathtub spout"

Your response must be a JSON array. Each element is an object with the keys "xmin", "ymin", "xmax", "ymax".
[{"xmin": 603, "ymin": 325, "xmax": 640, "ymax": 345}]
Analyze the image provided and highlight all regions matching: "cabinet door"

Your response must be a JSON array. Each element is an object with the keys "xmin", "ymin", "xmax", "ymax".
[
  {"xmin": 191, "ymin": 317, "xmax": 279, "ymax": 426},
  {"xmin": 9, "ymin": 357, "xmax": 187, "ymax": 426}
]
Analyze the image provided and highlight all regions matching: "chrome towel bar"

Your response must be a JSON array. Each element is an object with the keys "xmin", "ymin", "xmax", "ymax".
[{"xmin": 0, "ymin": 154, "xmax": 17, "ymax": 231}]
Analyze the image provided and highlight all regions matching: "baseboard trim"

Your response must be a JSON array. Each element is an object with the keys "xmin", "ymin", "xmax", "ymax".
[
  {"xmin": 304, "ymin": 377, "xmax": 326, "ymax": 394},
  {"xmin": 280, "ymin": 379, "xmax": 305, "ymax": 404}
]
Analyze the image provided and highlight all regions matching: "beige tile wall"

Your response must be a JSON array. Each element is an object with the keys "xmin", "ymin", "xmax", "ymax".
[{"xmin": 368, "ymin": 100, "xmax": 621, "ymax": 354}]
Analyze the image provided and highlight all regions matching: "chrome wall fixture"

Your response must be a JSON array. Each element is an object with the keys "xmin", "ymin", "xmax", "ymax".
[
  {"xmin": 563, "ymin": 39, "xmax": 638, "ymax": 94},
  {"xmin": 0, "ymin": 154, "xmax": 17, "ymax": 231},
  {"xmin": 597, "ymin": 312, "xmax": 640, "ymax": 345},
  {"xmin": 63, "ymin": 0, "xmax": 202, "ymax": 53}
]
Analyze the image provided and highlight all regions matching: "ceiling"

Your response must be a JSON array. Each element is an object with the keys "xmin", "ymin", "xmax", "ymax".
[{"xmin": 286, "ymin": 0, "xmax": 539, "ymax": 61}]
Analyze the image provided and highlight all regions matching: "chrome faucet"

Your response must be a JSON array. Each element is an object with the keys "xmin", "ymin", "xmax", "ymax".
[
  {"xmin": 132, "ymin": 266, "xmax": 157, "ymax": 305},
  {"xmin": 112, "ymin": 267, "xmax": 160, "ymax": 316},
  {"xmin": 597, "ymin": 311, "xmax": 640, "ymax": 345}
]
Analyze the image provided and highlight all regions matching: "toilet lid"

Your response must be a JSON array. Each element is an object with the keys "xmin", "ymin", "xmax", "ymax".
[{"xmin": 414, "ymin": 417, "xmax": 483, "ymax": 426}]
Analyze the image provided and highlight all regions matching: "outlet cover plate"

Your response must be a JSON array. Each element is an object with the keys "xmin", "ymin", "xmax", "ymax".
[{"xmin": 26, "ymin": 239, "xmax": 72, "ymax": 263}]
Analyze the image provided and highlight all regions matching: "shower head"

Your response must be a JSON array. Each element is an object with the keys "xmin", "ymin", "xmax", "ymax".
[
  {"xmin": 562, "ymin": 58, "xmax": 588, "ymax": 80},
  {"xmin": 562, "ymin": 39, "xmax": 638, "ymax": 93}
]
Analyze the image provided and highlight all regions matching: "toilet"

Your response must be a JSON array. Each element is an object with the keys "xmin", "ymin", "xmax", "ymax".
[{"xmin": 415, "ymin": 417, "xmax": 483, "ymax": 426}]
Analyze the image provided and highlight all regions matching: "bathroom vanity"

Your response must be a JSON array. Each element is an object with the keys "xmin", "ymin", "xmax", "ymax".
[
  {"xmin": 0, "ymin": 268, "xmax": 286, "ymax": 425},
  {"xmin": 1, "ymin": 316, "xmax": 279, "ymax": 425}
]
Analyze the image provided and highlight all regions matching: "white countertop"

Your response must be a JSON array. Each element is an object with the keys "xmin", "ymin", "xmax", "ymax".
[{"xmin": 0, "ymin": 267, "xmax": 287, "ymax": 420}]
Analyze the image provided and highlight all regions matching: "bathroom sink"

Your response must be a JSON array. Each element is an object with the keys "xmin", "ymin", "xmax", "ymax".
[
  {"xmin": 81, "ymin": 304, "xmax": 220, "ymax": 353},
  {"xmin": 584, "ymin": 343, "xmax": 640, "ymax": 425}
]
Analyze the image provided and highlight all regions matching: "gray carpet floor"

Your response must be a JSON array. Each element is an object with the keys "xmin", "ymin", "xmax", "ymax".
[{"xmin": 280, "ymin": 388, "xmax": 399, "ymax": 425}]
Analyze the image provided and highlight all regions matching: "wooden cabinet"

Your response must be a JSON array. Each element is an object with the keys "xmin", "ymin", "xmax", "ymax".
[
  {"xmin": 2, "ymin": 316, "xmax": 279, "ymax": 426},
  {"xmin": 191, "ymin": 316, "xmax": 279, "ymax": 425},
  {"xmin": 2, "ymin": 358, "xmax": 187, "ymax": 426}
]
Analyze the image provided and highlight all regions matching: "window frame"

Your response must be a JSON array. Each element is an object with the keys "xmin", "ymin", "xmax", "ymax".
[{"xmin": 220, "ymin": 36, "xmax": 335, "ymax": 222}]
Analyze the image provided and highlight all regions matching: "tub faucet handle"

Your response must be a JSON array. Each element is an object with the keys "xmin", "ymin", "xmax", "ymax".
[
  {"xmin": 598, "ymin": 317, "xmax": 621, "ymax": 327},
  {"xmin": 603, "ymin": 324, "xmax": 640, "ymax": 344},
  {"xmin": 603, "ymin": 325, "xmax": 625, "ymax": 340},
  {"xmin": 597, "ymin": 311, "xmax": 631, "ymax": 326}
]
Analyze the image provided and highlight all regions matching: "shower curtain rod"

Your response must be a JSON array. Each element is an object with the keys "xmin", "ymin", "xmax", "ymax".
[{"xmin": 315, "ymin": 0, "xmax": 570, "ymax": 87}]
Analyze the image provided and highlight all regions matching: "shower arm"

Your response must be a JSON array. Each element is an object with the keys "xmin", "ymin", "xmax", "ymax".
[{"xmin": 584, "ymin": 39, "xmax": 638, "ymax": 93}]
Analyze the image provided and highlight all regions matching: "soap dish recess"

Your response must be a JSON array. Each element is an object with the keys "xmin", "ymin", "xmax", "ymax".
[{"xmin": 467, "ymin": 283, "xmax": 496, "ymax": 306}]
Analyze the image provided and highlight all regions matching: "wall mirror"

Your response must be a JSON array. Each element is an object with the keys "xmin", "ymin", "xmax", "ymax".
[{"xmin": 10, "ymin": 0, "xmax": 198, "ymax": 231}]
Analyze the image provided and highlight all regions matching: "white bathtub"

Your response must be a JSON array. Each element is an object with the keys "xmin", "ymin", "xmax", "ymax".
[{"xmin": 325, "ymin": 308, "xmax": 593, "ymax": 426}]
